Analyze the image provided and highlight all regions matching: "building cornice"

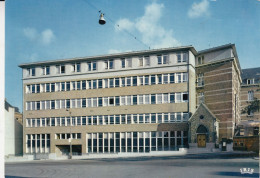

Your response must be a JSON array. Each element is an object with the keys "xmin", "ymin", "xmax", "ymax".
[{"xmin": 19, "ymin": 46, "xmax": 197, "ymax": 68}]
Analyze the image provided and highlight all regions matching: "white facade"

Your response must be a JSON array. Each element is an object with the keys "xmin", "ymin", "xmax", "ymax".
[{"xmin": 5, "ymin": 101, "xmax": 23, "ymax": 156}]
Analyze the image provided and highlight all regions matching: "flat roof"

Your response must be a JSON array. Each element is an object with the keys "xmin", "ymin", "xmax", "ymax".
[
  {"xmin": 19, "ymin": 46, "xmax": 197, "ymax": 68},
  {"xmin": 198, "ymin": 43, "xmax": 241, "ymax": 72}
]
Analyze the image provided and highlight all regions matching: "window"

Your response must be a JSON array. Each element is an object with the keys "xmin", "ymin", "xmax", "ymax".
[
  {"xmin": 151, "ymin": 94, "xmax": 156, "ymax": 104},
  {"xmin": 139, "ymin": 57, "xmax": 144, "ymax": 66},
  {"xmin": 176, "ymin": 93, "xmax": 181, "ymax": 102},
  {"xmin": 170, "ymin": 73, "xmax": 175, "ymax": 83},
  {"xmin": 127, "ymin": 58, "xmax": 132, "ymax": 68},
  {"xmin": 163, "ymin": 74, "xmax": 169, "ymax": 84},
  {"xmin": 198, "ymin": 56, "xmax": 204, "ymax": 65},
  {"xmin": 36, "ymin": 84, "xmax": 40, "ymax": 93},
  {"xmin": 73, "ymin": 63, "xmax": 81, "ymax": 72},
  {"xmin": 133, "ymin": 95, "xmax": 137, "ymax": 105},
  {"xmin": 151, "ymin": 75, "xmax": 156, "ymax": 85},
  {"xmin": 198, "ymin": 92, "xmax": 204, "ymax": 104},
  {"xmin": 126, "ymin": 77, "xmax": 131, "ymax": 86},
  {"xmin": 121, "ymin": 58, "xmax": 132, "ymax": 68},
  {"xmin": 133, "ymin": 77, "xmax": 137, "ymax": 86},
  {"xmin": 77, "ymin": 81, "xmax": 81, "ymax": 90},
  {"xmin": 93, "ymin": 80, "xmax": 97, "ymax": 89},
  {"xmin": 177, "ymin": 52, "xmax": 188, "ymax": 63},
  {"xmin": 144, "ymin": 95, "xmax": 150, "ymax": 104},
  {"xmin": 163, "ymin": 55, "xmax": 169, "ymax": 64},
  {"xmin": 66, "ymin": 99, "xmax": 70, "ymax": 108},
  {"xmin": 109, "ymin": 97, "xmax": 114, "ymax": 106},
  {"xmin": 45, "ymin": 83, "xmax": 50, "ymax": 92},
  {"xmin": 42, "ymin": 66, "xmax": 50, "ymax": 75},
  {"xmin": 97, "ymin": 79, "xmax": 102, "ymax": 89},
  {"xmin": 163, "ymin": 93, "xmax": 169, "ymax": 103},
  {"xmin": 115, "ymin": 78, "xmax": 120, "ymax": 87},
  {"xmin": 121, "ymin": 59, "xmax": 126, "ymax": 68},
  {"xmin": 87, "ymin": 61, "xmax": 97, "ymax": 71},
  {"xmin": 157, "ymin": 55, "xmax": 162, "ymax": 65},
  {"xmin": 139, "ymin": 56, "xmax": 150, "ymax": 67},
  {"xmin": 177, "ymin": 54, "xmax": 181, "ymax": 63},
  {"xmin": 66, "ymin": 82, "xmax": 70, "ymax": 91},
  {"xmin": 145, "ymin": 75, "xmax": 149, "ymax": 85},
  {"xmin": 248, "ymin": 91, "xmax": 254, "ymax": 101},
  {"xmin": 109, "ymin": 78, "xmax": 114, "ymax": 88},
  {"xmin": 82, "ymin": 80, "xmax": 86, "ymax": 90},
  {"xmin": 157, "ymin": 94, "xmax": 162, "ymax": 104},
  {"xmin": 170, "ymin": 93, "xmax": 175, "ymax": 103},
  {"xmin": 31, "ymin": 68, "xmax": 35, "ymax": 76},
  {"xmin": 182, "ymin": 93, "xmax": 188, "ymax": 102},
  {"xmin": 105, "ymin": 60, "xmax": 114, "ymax": 69},
  {"xmin": 138, "ymin": 76, "xmax": 143, "ymax": 86},
  {"xmin": 51, "ymin": 83, "xmax": 55, "ymax": 92},
  {"xmin": 139, "ymin": 95, "xmax": 143, "ymax": 105},
  {"xmin": 61, "ymin": 65, "xmax": 65, "ymax": 74},
  {"xmin": 27, "ymin": 68, "xmax": 35, "ymax": 76},
  {"xmin": 56, "ymin": 65, "xmax": 65, "ymax": 74},
  {"xmin": 247, "ymin": 79, "xmax": 254, "ymax": 85},
  {"xmin": 182, "ymin": 53, "xmax": 188, "ymax": 62},
  {"xmin": 183, "ymin": 73, "xmax": 188, "ymax": 82},
  {"xmin": 176, "ymin": 73, "xmax": 182, "ymax": 83},
  {"xmin": 197, "ymin": 73, "xmax": 204, "ymax": 87}
]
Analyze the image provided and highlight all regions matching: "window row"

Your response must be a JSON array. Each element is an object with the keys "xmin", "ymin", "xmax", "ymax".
[
  {"xmin": 25, "ymin": 112, "xmax": 190, "ymax": 127},
  {"xmin": 87, "ymin": 131, "xmax": 188, "ymax": 153},
  {"xmin": 55, "ymin": 133, "xmax": 81, "ymax": 140},
  {"xmin": 26, "ymin": 92, "xmax": 189, "ymax": 111},
  {"xmin": 25, "ymin": 72, "xmax": 188, "ymax": 94},
  {"xmin": 25, "ymin": 52, "xmax": 189, "ymax": 77},
  {"xmin": 26, "ymin": 134, "xmax": 50, "ymax": 154}
]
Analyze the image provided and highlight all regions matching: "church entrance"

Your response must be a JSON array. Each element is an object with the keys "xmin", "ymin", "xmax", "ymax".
[
  {"xmin": 197, "ymin": 134, "xmax": 206, "ymax": 147},
  {"xmin": 196, "ymin": 125, "xmax": 208, "ymax": 147}
]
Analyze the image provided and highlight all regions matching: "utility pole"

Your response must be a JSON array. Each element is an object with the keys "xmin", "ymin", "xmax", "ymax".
[{"xmin": 69, "ymin": 127, "xmax": 72, "ymax": 159}]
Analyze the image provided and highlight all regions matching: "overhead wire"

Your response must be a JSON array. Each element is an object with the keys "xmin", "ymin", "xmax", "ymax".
[{"xmin": 81, "ymin": 0, "xmax": 151, "ymax": 50}]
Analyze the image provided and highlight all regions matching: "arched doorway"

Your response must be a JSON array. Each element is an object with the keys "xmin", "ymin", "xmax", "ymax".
[{"xmin": 196, "ymin": 125, "xmax": 208, "ymax": 147}]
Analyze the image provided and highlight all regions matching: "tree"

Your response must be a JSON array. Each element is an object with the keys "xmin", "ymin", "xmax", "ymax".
[{"xmin": 241, "ymin": 97, "xmax": 260, "ymax": 115}]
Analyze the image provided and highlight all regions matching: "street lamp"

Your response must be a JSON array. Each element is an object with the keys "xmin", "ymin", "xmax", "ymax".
[{"xmin": 66, "ymin": 109, "xmax": 72, "ymax": 159}]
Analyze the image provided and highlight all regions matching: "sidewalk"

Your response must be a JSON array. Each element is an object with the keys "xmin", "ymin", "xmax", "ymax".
[{"xmin": 5, "ymin": 146, "xmax": 258, "ymax": 162}]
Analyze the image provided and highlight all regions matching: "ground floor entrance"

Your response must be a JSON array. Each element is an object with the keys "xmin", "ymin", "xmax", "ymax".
[
  {"xmin": 56, "ymin": 145, "xmax": 82, "ymax": 156},
  {"xmin": 197, "ymin": 134, "xmax": 206, "ymax": 147}
]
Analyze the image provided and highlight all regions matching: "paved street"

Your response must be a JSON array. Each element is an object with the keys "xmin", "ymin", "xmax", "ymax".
[{"xmin": 5, "ymin": 153, "xmax": 259, "ymax": 178}]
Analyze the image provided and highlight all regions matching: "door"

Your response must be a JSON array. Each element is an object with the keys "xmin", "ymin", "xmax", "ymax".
[{"xmin": 197, "ymin": 134, "xmax": 206, "ymax": 147}]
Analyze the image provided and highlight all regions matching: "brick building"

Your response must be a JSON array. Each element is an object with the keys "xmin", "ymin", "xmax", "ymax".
[
  {"xmin": 195, "ymin": 44, "xmax": 241, "ymax": 142},
  {"xmin": 240, "ymin": 67, "xmax": 260, "ymax": 121}
]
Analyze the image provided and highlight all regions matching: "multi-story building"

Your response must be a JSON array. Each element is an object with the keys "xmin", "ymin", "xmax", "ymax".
[
  {"xmin": 195, "ymin": 44, "xmax": 241, "ymax": 142},
  {"xmin": 240, "ymin": 67, "xmax": 260, "ymax": 121},
  {"xmin": 20, "ymin": 43, "xmax": 249, "ymax": 157},
  {"xmin": 19, "ymin": 46, "xmax": 197, "ymax": 156}
]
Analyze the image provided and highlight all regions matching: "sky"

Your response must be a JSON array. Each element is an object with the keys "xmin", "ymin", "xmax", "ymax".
[{"xmin": 5, "ymin": 0, "xmax": 260, "ymax": 111}]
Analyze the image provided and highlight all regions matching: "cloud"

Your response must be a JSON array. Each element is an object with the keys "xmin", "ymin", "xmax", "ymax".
[
  {"xmin": 23, "ymin": 28, "xmax": 55, "ymax": 45},
  {"xmin": 108, "ymin": 49, "xmax": 121, "ymax": 54},
  {"xmin": 115, "ymin": 18, "xmax": 134, "ymax": 32},
  {"xmin": 41, "ymin": 29, "xmax": 55, "ymax": 45},
  {"xmin": 114, "ymin": 2, "xmax": 180, "ymax": 49},
  {"xmin": 23, "ymin": 28, "xmax": 37, "ymax": 40},
  {"xmin": 188, "ymin": 0, "xmax": 210, "ymax": 18}
]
